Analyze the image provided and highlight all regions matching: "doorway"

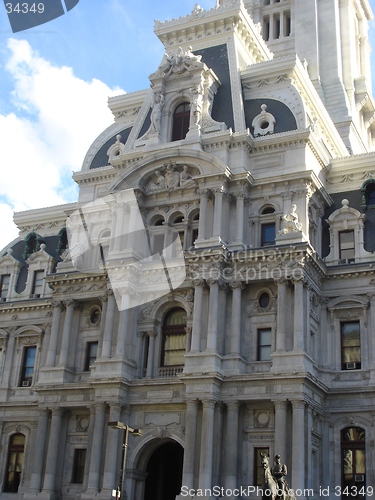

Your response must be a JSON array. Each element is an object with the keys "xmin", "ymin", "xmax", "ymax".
[{"xmin": 144, "ymin": 441, "xmax": 184, "ymax": 500}]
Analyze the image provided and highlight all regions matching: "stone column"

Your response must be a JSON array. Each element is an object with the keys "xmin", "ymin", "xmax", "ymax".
[
  {"xmin": 101, "ymin": 290, "xmax": 116, "ymax": 359},
  {"xmin": 229, "ymin": 282, "xmax": 244, "ymax": 355},
  {"xmin": 199, "ymin": 400, "xmax": 215, "ymax": 490},
  {"xmin": 137, "ymin": 332, "xmax": 146, "ymax": 378},
  {"xmin": 225, "ymin": 402, "xmax": 239, "ymax": 492},
  {"xmin": 206, "ymin": 279, "xmax": 220, "ymax": 352},
  {"xmin": 198, "ymin": 189, "xmax": 209, "ymax": 240},
  {"xmin": 102, "ymin": 403, "xmax": 122, "ymax": 492},
  {"xmin": 146, "ymin": 330, "xmax": 157, "ymax": 378},
  {"xmin": 293, "ymin": 278, "xmax": 304, "ymax": 351},
  {"xmin": 113, "ymin": 203, "xmax": 128, "ymax": 252},
  {"xmin": 58, "ymin": 300, "xmax": 77, "ymax": 367},
  {"xmin": 306, "ymin": 404, "xmax": 313, "ymax": 489},
  {"xmin": 41, "ymin": 408, "xmax": 63, "ymax": 494},
  {"xmin": 46, "ymin": 302, "xmax": 62, "ymax": 367},
  {"xmin": 291, "ymin": 400, "xmax": 305, "ymax": 491},
  {"xmin": 181, "ymin": 400, "xmax": 199, "ymax": 489},
  {"xmin": 115, "ymin": 306, "xmax": 129, "ymax": 358},
  {"xmin": 86, "ymin": 403, "xmax": 107, "ymax": 494},
  {"xmin": 185, "ymin": 326, "xmax": 192, "ymax": 354},
  {"xmin": 235, "ymin": 193, "xmax": 245, "ymax": 245},
  {"xmin": 275, "ymin": 279, "xmax": 287, "ymax": 351},
  {"xmin": 213, "ymin": 188, "xmax": 224, "ymax": 238},
  {"xmin": 274, "ymin": 400, "xmax": 288, "ymax": 459},
  {"xmin": 29, "ymin": 409, "xmax": 50, "ymax": 493},
  {"xmin": 191, "ymin": 280, "xmax": 205, "ymax": 352}
]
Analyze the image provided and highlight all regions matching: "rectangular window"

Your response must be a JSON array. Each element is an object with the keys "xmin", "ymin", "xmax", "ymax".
[
  {"xmin": 254, "ymin": 447, "xmax": 270, "ymax": 486},
  {"xmin": 258, "ymin": 328, "xmax": 272, "ymax": 361},
  {"xmin": 85, "ymin": 341, "xmax": 98, "ymax": 371},
  {"xmin": 32, "ymin": 270, "xmax": 44, "ymax": 297},
  {"xmin": 261, "ymin": 223, "xmax": 275, "ymax": 246},
  {"xmin": 20, "ymin": 346, "xmax": 37, "ymax": 386},
  {"xmin": 0, "ymin": 274, "xmax": 10, "ymax": 301},
  {"xmin": 72, "ymin": 449, "xmax": 86, "ymax": 484},
  {"xmin": 341, "ymin": 321, "xmax": 361, "ymax": 370},
  {"xmin": 339, "ymin": 231, "xmax": 355, "ymax": 263}
]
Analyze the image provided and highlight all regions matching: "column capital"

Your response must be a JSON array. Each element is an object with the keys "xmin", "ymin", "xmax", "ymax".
[
  {"xmin": 94, "ymin": 402, "xmax": 107, "ymax": 413},
  {"xmin": 202, "ymin": 400, "xmax": 216, "ymax": 410},
  {"xmin": 274, "ymin": 277, "xmax": 288, "ymax": 285},
  {"xmin": 147, "ymin": 330, "xmax": 157, "ymax": 338},
  {"xmin": 229, "ymin": 281, "xmax": 245, "ymax": 291},
  {"xmin": 225, "ymin": 401, "xmax": 240, "ymax": 411},
  {"xmin": 63, "ymin": 299, "xmax": 80, "ymax": 309},
  {"xmin": 51, "ymin": 300, "xmax": 63, "ymax": 309},
  {"xmin": 207, "ymin": 277, "xmax": 225, "ymax": 288},
  {"xmin": 291, "ymin": 399, "xmax": 306, "ymax": 410},
  {"xmin": 50, "ymin": 407, "xmax": 64, "ymax": 418},
  {"xmin": 291, "ymin": 276, "xmax": 305, "ymax": 286},
  {"xmin": 272, "ymin": 400, "xmax": 288, "ymax": 409},
  {"xmin": 192, "ymin": 278, "xmax": 205, "ymax": 288},
  {"xmin": 186, "ymin": 399, "xmax": 199, "ymax": 410}
]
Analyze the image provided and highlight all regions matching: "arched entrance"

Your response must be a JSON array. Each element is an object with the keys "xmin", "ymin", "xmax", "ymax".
[{"xmin": 144, "ymin": 441, "xmax": 184, "ymax": 500}]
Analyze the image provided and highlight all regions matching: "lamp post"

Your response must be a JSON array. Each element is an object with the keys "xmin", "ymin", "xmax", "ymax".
[{"xmin": 108, "ymin": 421, "xmax": 143, "ymax": 499}]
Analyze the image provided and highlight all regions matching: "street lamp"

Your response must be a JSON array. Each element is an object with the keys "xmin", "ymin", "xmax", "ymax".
[{"xmin": 108, "ymin": 421, "xmax": 143, "ymax": 499}]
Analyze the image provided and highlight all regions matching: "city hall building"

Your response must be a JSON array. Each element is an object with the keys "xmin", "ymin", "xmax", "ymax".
[{"xmin": 1, "ymin": 0, "xmax": 375, "ymax": 498}]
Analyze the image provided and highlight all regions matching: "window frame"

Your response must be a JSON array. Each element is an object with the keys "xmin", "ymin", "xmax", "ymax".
[
  {"xmin": 339, "ymin": 230, "xmax": 355, "ymax": 263},
  {"xmin": 85, "ymin": 341, "xmax": 98, "ymax": 371},
  {"xmin": 31, "ymin": 269, "xmax": 45, "ymax": 297},
  {"xmin": 160, "ymin": 308, "xmax": 186, "ymax": 368},
  {"xmin": 20, "ymin": 345, "xmax": 37, "ymax": 387},
  {"xmin": 341, "ymin": 427, "xmax": 366, "ymax": 493},
  {"xmin": 71, "ymin": 448, "xmax": 87, "ymax": 484},
  {"xmin": 0, "ymin": 274, "xmax": 10, "ymax": 301},
  {"xmin": 171, "ymin": 102, "xmax": 190, "ymax": 142},
  {"xmin": 254, "ymin": 447, "xmax": 270, "ymax": 486},
  {"xmin": 341, "ymin": 321, "xmax": 361, "ymax": 370},
  {"xmin": 4, "ymin": 433, "xmax": 25, "ymax": 493},
  {"xmin": 257, "ymin": 328, "xmax": 272, "ymax": 361},
  {"xmin": 261, "ymin": 223, "xmax": 276, "ymax": 247}
]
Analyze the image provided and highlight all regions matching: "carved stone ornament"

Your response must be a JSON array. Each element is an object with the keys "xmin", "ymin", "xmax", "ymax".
[
  {"xmin": 159, "ymin": 47, "xmax": 203, "ymax": 77},
  {"xmin": 145, "ymin": 162, "xmax": 198, "ymax": 193},
  {"xmin": 252, "ymin": 104, "xmax": 275, "ymax": 136},
  {"xmin": 279, "ymin": 205, "xmax": 302, "ymax": 234}
]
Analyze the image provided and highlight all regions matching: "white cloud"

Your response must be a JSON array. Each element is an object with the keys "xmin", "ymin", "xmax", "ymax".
[{"xmin": 0, "ymin": 38, "xmax": 124, "ymax": 252}]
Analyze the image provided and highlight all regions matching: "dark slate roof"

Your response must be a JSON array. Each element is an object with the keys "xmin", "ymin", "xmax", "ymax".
[
  {"xmin": 89, "ymin": 127, "xmax": 133, "ymax": 169},
  {"xmin": 194, "ymin": 44, "xmax": 234, "ymax": 131},
  {"xmin": 321, "ymin": 190, "xmax": 375, "ymax": 257},
  {"xmin": 244, "ymin": 98, "xmax": 297, "ymax": 135},
  {"xmin": 2, "ymin": 235, "xmax": 61, "ymax": 293}
]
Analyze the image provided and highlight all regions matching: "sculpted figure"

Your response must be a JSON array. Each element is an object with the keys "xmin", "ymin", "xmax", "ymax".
[
  {"xmin": 191, "ymin": 85, "xmax": 204, "ymax": 126},
  {"xmin": 271, "ymin": 455, "xmax": 288, "ymax": 497},
  {"xmin": 150, "ymin": 92, "xmax": 164, "ymax": 134},
  {"xmin": 281, "ymin": 204, "xmax": 302, "ymax": 234},
  {"xmin": 179, "ymin": 165, "xmax": 196, "ymax": 188},
  {"xmin": 165, "ymin": 162, "xmax": 180, "ymax": 189}
]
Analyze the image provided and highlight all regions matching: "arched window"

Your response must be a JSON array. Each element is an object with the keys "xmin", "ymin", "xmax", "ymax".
[
  {"xmin": 260, "ymin": 206, "xmax": 276, "ymax": 246},
  {"xmin": 161, "ymin": 308, "xmax": 186, "ymax": 368},
  {"xmin": 5, "ymin": 434, "xmax": 25, "ymax": 492},
  {"xmin": 341, "ymin": 427, "xmax": 366, "ymax": 493},
  {"xmin": 23, "ymin": 231, "xmax": 42, "ymax": 260},
  {"xmin": 172, "ymin": 103, "xmax": 190, "ymax": 142}
]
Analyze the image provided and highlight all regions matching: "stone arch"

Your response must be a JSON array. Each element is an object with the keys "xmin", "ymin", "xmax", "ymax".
[
  {"xmin": 149, "ymin": 293, "xmax": 193, "ymax": 321},
  {"xmin": 108, "ymin": 149, "xmax": 228, "ymax": 192}
]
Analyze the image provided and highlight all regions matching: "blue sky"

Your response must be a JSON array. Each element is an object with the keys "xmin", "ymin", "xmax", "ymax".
[{"xmin": 0, "ymin": 0, "xmax": 375, "ymax": 251}]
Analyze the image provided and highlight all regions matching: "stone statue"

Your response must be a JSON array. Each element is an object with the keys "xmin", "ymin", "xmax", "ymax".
[
  {"xmin": 165, "ymin": 162, "xmax": 180, "ymax": 189},
  {"xmin": 280, "ymin": 204, "xmax": 302, "ymax": 234},
  {"xmin": 179, "ymin": 165, "xmax": 196, "ymax": 188},
  {"xmin": 191, "ymin": 85, "xmax": 204, "ymax": 126},
  {"xmin": 271, "ymin": 455, "xmax": 289, "ymax": 498},
  {"xmin": 261, "ymin": 454, "xmax": 294, "ymax": 500},
  {"xmin": 164, "ymin": 47, "xmax": 202, "ymax": 76},
  {"xmin": 150, "ymin": 92, "xmax": 165, "ymax": 135}
]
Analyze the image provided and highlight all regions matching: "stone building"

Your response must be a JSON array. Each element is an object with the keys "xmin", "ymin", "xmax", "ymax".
[{"xmin": 1, "ymin": 0, "xmax": 375, "ymax": 499}]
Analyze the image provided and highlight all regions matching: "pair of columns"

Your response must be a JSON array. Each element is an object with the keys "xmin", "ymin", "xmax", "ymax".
[
  {"xmin": 29, "ymin": 403, "xmax": 123, "ymax": 496},
  {"xmin": 198, "ymin": 188, "xmax": 246, "ymax": 244},
  {"xmin": 191, "ymin": 279, "xmax": 244, "ymax": 355},
  {"xmin": 182, "ymin": 399, "xmax": 306, "ymax": 493},
  {"xmin": 182, "ymin": 400, "xmax": 240, "ymax": 493},
  {"xmin": 46, "ymin": 290, "xmax": 131, "ymax": 368},
  {"xmin": 275, "ymin": 277, "xmax": 305, "ymax": 352}
]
